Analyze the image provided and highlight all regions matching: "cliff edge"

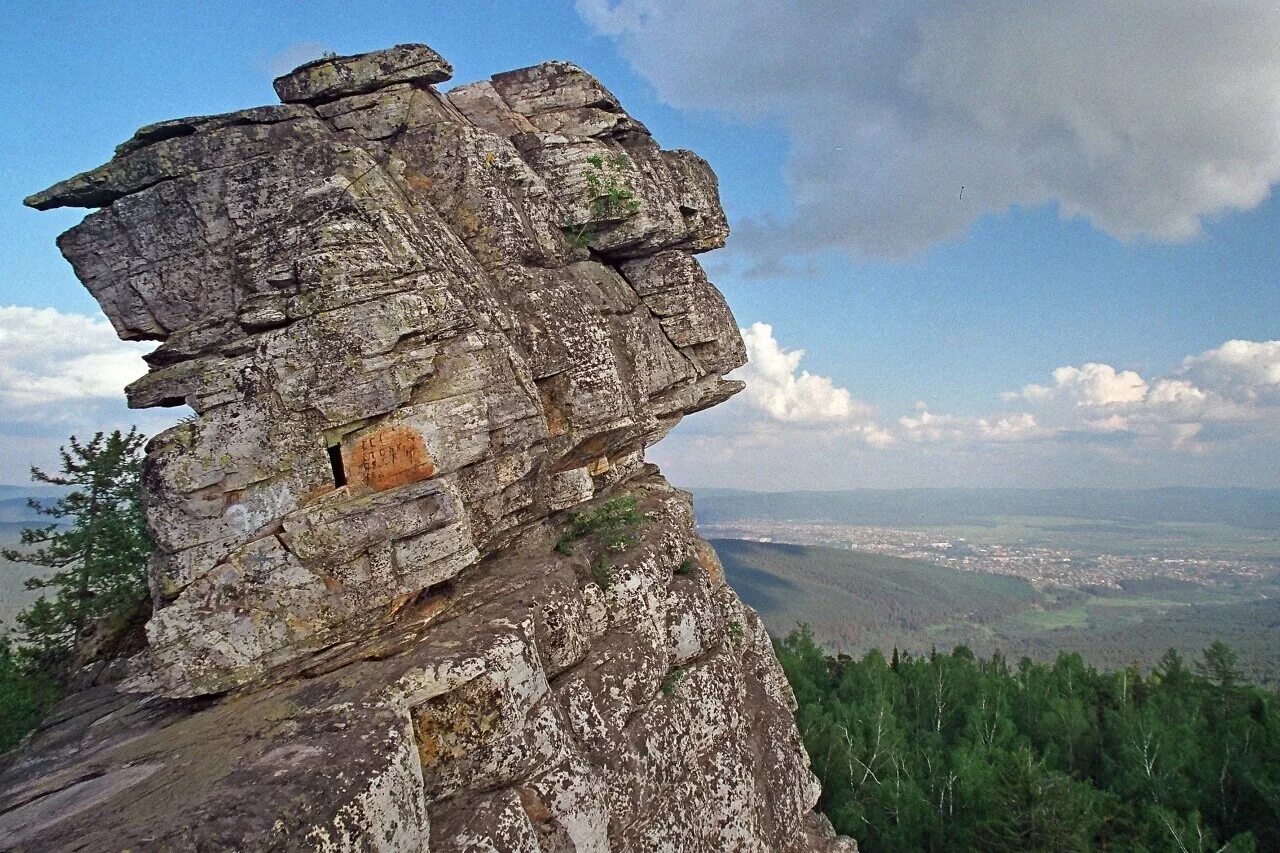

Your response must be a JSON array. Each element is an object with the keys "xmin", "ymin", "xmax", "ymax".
[{"xmin": 2, "ymin": 44, "xmax": 853, "ymax": 852}]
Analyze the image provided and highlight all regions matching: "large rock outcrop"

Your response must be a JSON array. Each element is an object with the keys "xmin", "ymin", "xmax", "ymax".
[{"xmin": 2, "ymin": 45, "xmax": 852, "ymax": 852}]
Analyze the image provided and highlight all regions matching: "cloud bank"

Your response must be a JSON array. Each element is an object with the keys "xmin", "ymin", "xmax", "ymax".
[
  {"xmin": 736, "ymin": 322, "xmax": 868, "ymax": 423},
  {"xmin": 0, "ymin": 306, "xmax": 178, "ymax": 483},
  {"xmin": 654, "ymin": 324, "xmax": 1280, "ymax": 488},
  {"xmin": 1001, "ymin": 341, "xmax": 1280, "ymax": 444},
  {"xmin": 579, "ymin": 0, "xmax": 1280, "ymax": 257},
  {"xmin": 0, "ymin": 306, "xmax": 150, "ymax": 410},
  {"xmin": 722, "ymin": 325, "xmax": 1280, "ymax": 455}
]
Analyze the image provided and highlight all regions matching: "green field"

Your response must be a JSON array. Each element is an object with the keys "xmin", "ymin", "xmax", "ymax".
[{"xmin": 716, "ymin": 538, "xmax": 1280, "ymax": 684}]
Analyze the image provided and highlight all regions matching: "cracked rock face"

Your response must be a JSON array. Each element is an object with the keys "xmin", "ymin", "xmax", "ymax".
[{"xmin": 4, "ymin": 44, "xmax": 853, "ymax": 852}]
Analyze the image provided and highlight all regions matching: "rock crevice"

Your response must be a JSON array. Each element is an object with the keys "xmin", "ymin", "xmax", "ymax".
[{"xmin": 4, "ymin": 44, "xmax": 852, "ymax": 852}]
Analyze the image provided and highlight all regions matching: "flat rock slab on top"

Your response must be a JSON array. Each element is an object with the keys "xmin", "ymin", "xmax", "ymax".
[{"xmin": 273, "ymin": 43, "xmax": 452, "ymax": 103}]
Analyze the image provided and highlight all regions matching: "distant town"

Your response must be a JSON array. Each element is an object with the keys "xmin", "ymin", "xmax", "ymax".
[{"xmin": 700, "ymin": 521, "xmax": 1276, "ymax": 592}]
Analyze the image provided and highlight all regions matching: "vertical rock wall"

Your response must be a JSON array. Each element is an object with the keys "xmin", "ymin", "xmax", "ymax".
[{"xmin": 2, "ymin": 45, "xmax": 853, "ymax": 852}]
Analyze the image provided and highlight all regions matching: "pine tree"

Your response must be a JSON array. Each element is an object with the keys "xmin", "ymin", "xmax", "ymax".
[
  {"xmin": 3, "ymin": 429, "xmax": 151, "ymax": 675},
  {"xmin": 1197, "ymin": 641, "xmax": 1243, "ymax": 721}
]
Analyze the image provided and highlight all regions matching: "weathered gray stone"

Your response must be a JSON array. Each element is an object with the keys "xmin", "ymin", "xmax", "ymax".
[
  {"xmin": 273, "ymin": 43, "xmax": 452, "ymax": 104},
  {"xmin": 8, "ymin": 42, "xmax": 854, "ymax": 853}
]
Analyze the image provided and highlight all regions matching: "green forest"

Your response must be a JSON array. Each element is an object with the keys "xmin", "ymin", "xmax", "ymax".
[{"xmin": 777, "ymin": 629, "xmax": 1280, "ymax": 852}]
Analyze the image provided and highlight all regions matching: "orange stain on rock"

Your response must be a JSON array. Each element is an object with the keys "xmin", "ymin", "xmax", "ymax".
[
  {"xmin": 402, "ymin": 171, "xmax": 433, "ymax": 193},
  {"xmin": 346, "ymin": 425, "xmax": 435, "ymax": 492}
]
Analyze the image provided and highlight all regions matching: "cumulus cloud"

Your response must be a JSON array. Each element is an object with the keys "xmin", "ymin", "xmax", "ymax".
[
  {"xmin": 899, "ymin": 405, "xmax": 1051, "ymax": 444},
  {"xmin": 578, "ymin": 0, "xmax": 1280, "ymax": 257},
  {"xmin": 685, "ymin": 323, "xmax": 894, "ymax": 450},
  {"xmin": 1180, "ymin": 340, "xmax": 1280, "ymax": 404},
  {"xmin": 998, "ymin": 340, "xmax": 1280, "ymax": 453},
  {"xmin": 1007, "ymin": 362, "xmax": 1148, "ymax": 406},
  {"xmin": 659, "ymin": 332, "xmax": 1280, "ymax": 487},
  {"xmin": 720, "ymin": 326, "xmax": 1280, "ymax": 459},
  {"xmin": 0, "ymin": 306, "xmax": 150, "ymax": 411},
  {"xmin": 0, "ymin": 306, "xmax": 183, "ymax": 484},
  {"xmin": 734, "ymin": 322, "xmax": 872, "ymax": 424}
]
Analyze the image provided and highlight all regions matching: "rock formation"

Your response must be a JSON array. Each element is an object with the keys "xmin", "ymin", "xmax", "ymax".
[{"xmin": 2, "ymin": 45, "xmax": 853, "ymax": 852}]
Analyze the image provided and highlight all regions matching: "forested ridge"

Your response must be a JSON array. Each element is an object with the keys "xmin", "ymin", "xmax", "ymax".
[{"xmin": 777, "ymin": 629, "xmax": 1280, "ymax": 852}]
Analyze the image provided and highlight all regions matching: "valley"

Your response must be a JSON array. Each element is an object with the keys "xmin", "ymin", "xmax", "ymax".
[{"xmin": 712, "ymin": 529, "xmax": 1280, "ymax": 684}]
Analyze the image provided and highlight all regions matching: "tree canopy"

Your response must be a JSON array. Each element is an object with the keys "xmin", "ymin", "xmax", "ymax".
[{"xmin": 777, "ymin": 628, "xmax": 1278, "ymax": 851}]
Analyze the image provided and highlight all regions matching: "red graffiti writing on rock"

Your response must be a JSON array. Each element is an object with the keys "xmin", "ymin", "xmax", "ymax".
[{"xmin": 347, "ymin": 426, "xmax": 435, "ymax": 492}]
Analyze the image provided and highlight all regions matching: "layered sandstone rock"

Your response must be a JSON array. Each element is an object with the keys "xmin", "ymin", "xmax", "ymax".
[{"xmin": 3, "ymin": 45, "xmax": 853, "ymax": 852}]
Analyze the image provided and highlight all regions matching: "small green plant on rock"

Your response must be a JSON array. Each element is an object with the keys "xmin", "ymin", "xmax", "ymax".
[
  {"xmin": 728, "ymin": 620, "xmax": 745, "ymax": 647},
  {"xmin": 661, "ymin": 665, "xmax": 689, "ymax": 696},
  {"xmin": 556, "ymin": 496, "xmax": 643, "ymax": 555},
  {"xmin": 675, "ymin": 557, "xmax": 696, "ymax": 576},
  {"xmin": 564, "ymin": 153, "xmax": 641, "ymax": 249},
  {"xmin": 584, "ymin": 154, "xmax": 641, "ymax": 217},
  {"xmin": 592, "ymin": 556, "xmax": 614, "ymax": 591}
]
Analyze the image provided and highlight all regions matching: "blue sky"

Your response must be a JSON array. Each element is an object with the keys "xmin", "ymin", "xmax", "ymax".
[{"xmin": 3, "ymin": 0, "xmax": 1278, "ymax": 488}]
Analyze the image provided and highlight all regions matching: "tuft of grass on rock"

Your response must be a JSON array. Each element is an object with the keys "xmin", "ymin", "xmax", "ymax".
[
  {"xmin": 556, "ymin": 496, "xmax": 642, "ymax": 556},
  {"xmin": 661, "ymin": 666, "xmax": 689, "ymax": 696},
  {"xmin": 592, "ymin": 556, "xmax": 614, "ymax": 591}
]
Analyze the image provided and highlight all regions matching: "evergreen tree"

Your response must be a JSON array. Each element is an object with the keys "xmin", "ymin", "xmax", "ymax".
[
  {"xmin": 1198, "ymin": 640, "xmax": 1243, "ymax": 720},
  {"xmin": 3, "ymin": 429, "xmax": 151, "ymax": 675},
  {"xmin": 0, "ymin": 637, "xmax": 59, "ymax": 752}
]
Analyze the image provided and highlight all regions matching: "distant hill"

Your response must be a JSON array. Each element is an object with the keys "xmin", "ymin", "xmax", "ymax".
[
  {"xmin": 0, "ymin": 485, "xmax": 63, "ymax": 500},
  {"xmin": 713, "ymin": 538, "xmax": 1041, "ymax": 652},
  {"xmin": 0, "ymin": 497, "xmax": 49, "ymax": 525},
  {"xmin": 0, "ymin": 490, "xmax": 60, "ymax": 629},
  {"xmin": 0, "ymin": 528, "xmax": 40, "ymax": 631},
  {"xmin": 695, "ymin": 486, "xmax": 1280, "ymax": 531}
]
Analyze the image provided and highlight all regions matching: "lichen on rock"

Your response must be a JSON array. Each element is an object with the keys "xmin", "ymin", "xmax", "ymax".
[{"xmin": 2, "ymin": 44, "xmax": 853, "ymax": 852}]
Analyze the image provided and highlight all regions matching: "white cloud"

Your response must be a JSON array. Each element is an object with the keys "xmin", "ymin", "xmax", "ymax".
[
  {"xmin": 0, "ymin": 306, "xmax": 184, "ymax": 483},
  {"xmin": 661, "ymin": 333, "xmax": 1280, "ymax": 487},
  {"xmin": 1010, "ymin": 362, "xmax": 1148, "ymax": 406},
  {"xmin": 579, "ymin": 0, "xmax": 1280, "ymax": 257},
  {"xmin": 979, "ymin": 412, "xmax": 1049, "ymax": 442},
  {"xmin": 999, "ymin": 340, "xmax": 1280, "ymax": 455},
  {"xmin": 0, "ymin": 306, "xmax": 150, "ymax": 410},
  {"xmin": 723, "ymin": 329, "xmax": 1280, "ymax": 461},
  {"xmin": 734, "ymin": 322, "xmax": 873, "ymax": 424},
  {"xmin": 1179, "ymin": 339, "xmax": 1280, "ymax": 404},
  {"xmin": 674, "ymin": 323, "xmax": 893, "ymax": 456},
  {"xmin": 899, "ymin": 404, "xmax": 1051, "ymax": 444}
]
